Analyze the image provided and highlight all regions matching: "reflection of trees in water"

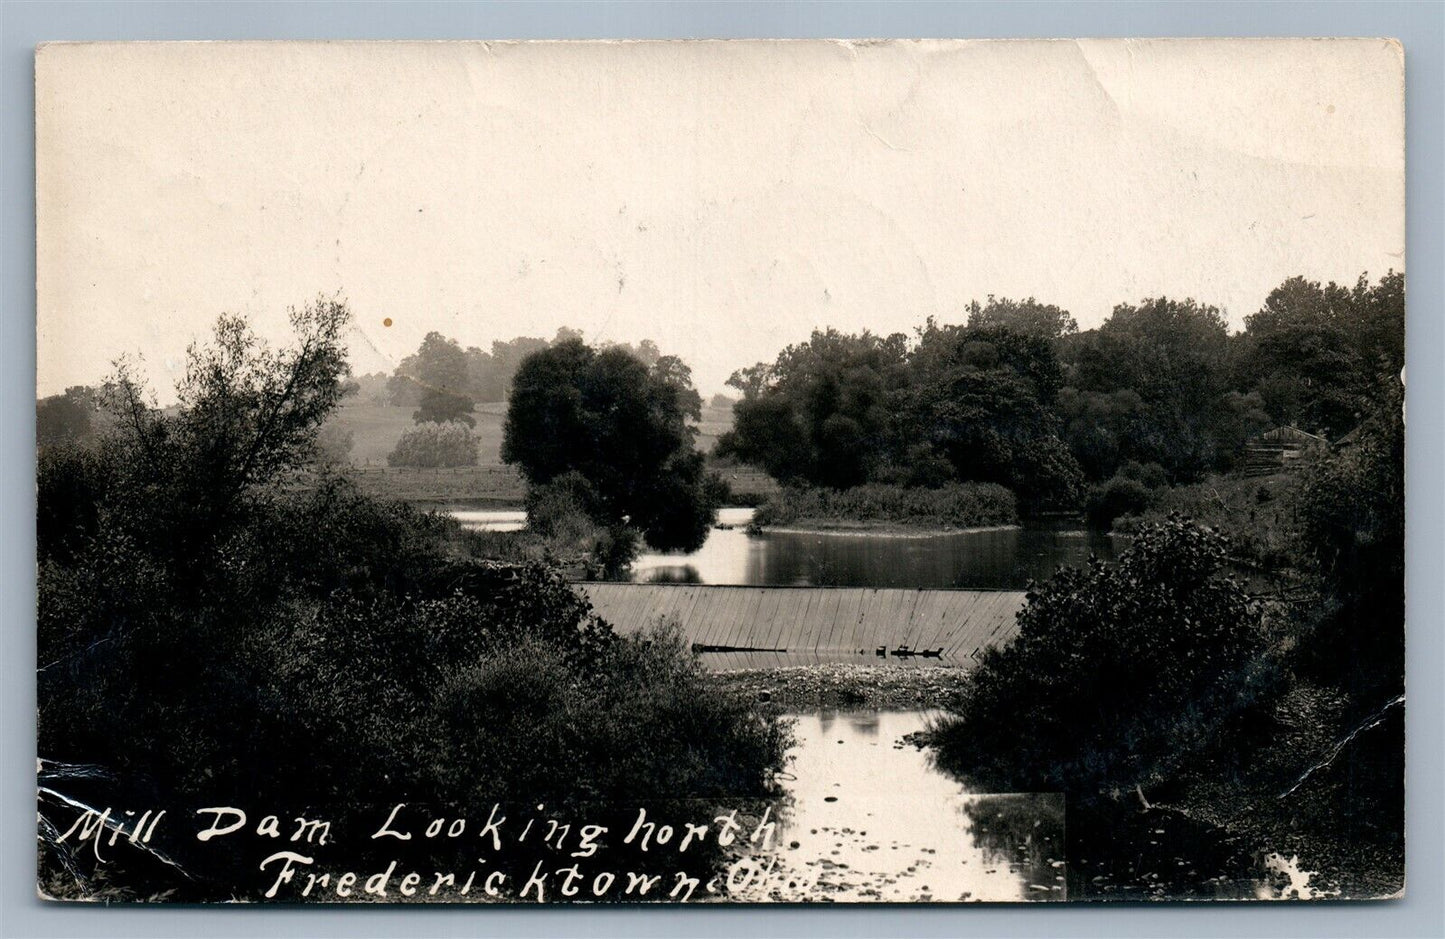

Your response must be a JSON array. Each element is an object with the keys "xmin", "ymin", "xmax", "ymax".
[
  {"xmin": 845, "ymin": 712, "xmax": 880, "ymax": 738},
  {"xmin": 963, "ymin": 794, "xmax": 1066, "ymax": 892},
  {"xmin": 642, "ymin": 566, "xmax": 703, "ymax": 584}
]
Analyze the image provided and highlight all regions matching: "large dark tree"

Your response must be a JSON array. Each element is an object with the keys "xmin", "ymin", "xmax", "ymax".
[
  {"xmin": 718, "ymin": 321, "xmax": 1079, "ymax": 507},
  {"xmin": 718, "ymin": 328, "xmax": 909, "ymax": 488},
  {"xmin": 502, "ymin": 339, "xmax": 721, "ymax": 551},
  {"xmin": 1062, "ymin": 297, "xmax": 1239, "ymax": 481}
]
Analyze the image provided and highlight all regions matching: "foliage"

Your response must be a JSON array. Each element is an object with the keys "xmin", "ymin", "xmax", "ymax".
[
  {"xmin": 387, "ymin": 328, "xmax": 689, "ymax": 409},
  {"xmin": 718, "ymin": 319, "xmax": 1080, "ymax": 509},
  {"xmin": 425, "ymin": 622, "xmax": 790, "ymax": 807},
  {"xmin": 1063, "ymin": 297, "xmax": 1239, "ymax": 481},
  {"xmin": 1291, "ymin": 378, "xmax": 1404, "ymax": 698},
  {"xmin": 313, "ymin": 420, "xmax": 354, "ymax": 465},
  {"xmin": 1083, "ymin": 475, "xmax": 1154, "ymax": 529},
  {"xmin": 900, "ymin": 322, "xmax": 1083, "ymax": 510},
  {"xmin": 386, "ymin": 421, "xmax": 480, "ymax": 468},
  {"xmin": 503, "ymin": 338, "xmax": 722, "ymax": 551},
  {"xmin": 522, "ymin": 471, "xmax": 641, "ymax": 578},
  {"xmin": 36, "ymin": 386, "xmax": 99, "ymax": 450},
  {"xmin": 1239, "ymin": 272, "xmax": 1403, "ymax": 438},
  {"xmin": 37, "ymin": 302, "xmax": 790, "ymax": 898},
  {"xmin": 930, "ymin": 516, "xmax": 1273, "ymax": 795},
  {"xmin": 720, "ymin": 328, "xmax": 909, "ymax": 488},
  {"xmin": 966, "ymin": 295, "xmax": 1078, "ymax": 340},
  {"xmin": 1054, "ymin": 272, "xmax": 1399, "ymax": 483},
  {"xmin": 751, "ymin": 481, "xmax": 1016, "ymax": 530},
  {"xmin": 1116, "ymin": 471, "xmax": 1308, "ymax": 572},
  {"xmin": 391, "ymin": 331, "xmax": 476, "ymax": 426}
]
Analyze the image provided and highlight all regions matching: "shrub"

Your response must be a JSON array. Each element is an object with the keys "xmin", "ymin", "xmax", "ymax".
[
  {"xmin": 314, "ymin": 421, "xmax": 354, "ymax": 464},
  {"xmin": 1084, "ymin": 475, "xmax": 1154, "ymax": 528},
  {"xmin": 751, "ymin": 481, "xmax": 1017, "ymax": 530},
  {"xmin": 523, "ymin": 471, "xmax": 640, "ymax": 578},
  {"xmin": 386, "ymin": 421, "xmax": 480, "ymax": 468},
  {"xmin": 929, "ymin": 515, "xmax": 1274, "ymax": 796},
  {"xmin": 38, "ymin": 306, "xmax": 790, "ymax": 899}
]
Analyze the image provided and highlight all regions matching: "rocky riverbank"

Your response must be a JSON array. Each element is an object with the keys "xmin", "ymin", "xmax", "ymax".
[{"xmin": 711, "ymin": 663, "xmax": 970, "ymax": 710}]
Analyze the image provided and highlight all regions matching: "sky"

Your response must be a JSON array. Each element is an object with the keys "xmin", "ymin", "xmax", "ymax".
[{"xmin": 36, "ymin": 39, "xmax": 1404, "ymax": 400}]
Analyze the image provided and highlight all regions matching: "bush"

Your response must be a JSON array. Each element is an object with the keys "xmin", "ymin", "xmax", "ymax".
[
  {"xmin": 38, "ymin": 306, "xmax": 790, "ymax": 899},
  {"xmin": 386, "ymin": 421, "xmax": 480, "ymax": 467},
  {"xmin": 929, "ymin": 515, "xmax": 1275, "ymax": 796},
  {"xmin": 523, "ymin": 471, "xmax": 640, "ymax": 578},
  {"xmin": 1084, "ymin": 475, "xmax": 1154, "ymax": 528},
  {"xmin": 751, "ymin": 481, "xmax": 1017, "ymax": 530}
]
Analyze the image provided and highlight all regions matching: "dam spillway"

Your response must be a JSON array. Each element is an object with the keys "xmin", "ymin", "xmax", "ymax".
[{"xmin": 577, "ymin": 583, "xmax": 1027, "ymax": 669}]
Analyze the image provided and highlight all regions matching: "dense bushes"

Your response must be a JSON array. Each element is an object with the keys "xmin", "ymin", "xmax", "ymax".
[
  {"xmin": 38, "ymin": 303, "xmax": 790, "ymax": 899},
  {"xmin": 751, "ymin": 481, "xmax": 1017, "ymax": 530},
  {"xmin": 523, "ymin": 471, "xmax": 640, "ymax": 579},
  {"xmin": 1083, "ymin": 463, "xmax": 1167, "ymax": 528},
  {"xmin": 929, "ymin": 516, "xmax": 1274, "ymax": 796},
  {"xmin": 386, "ymin": 421, "xmax": 480, "ymax": 467}
]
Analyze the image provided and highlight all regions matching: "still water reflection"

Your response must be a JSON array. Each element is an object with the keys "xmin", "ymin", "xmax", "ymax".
[
  {"xmin": 633, "ymin": 511, "xmax": 1125, "ymax": 588},
  {"xmin": 760, "ymin": 710, "xmax": 1065, "ymax": 902},
  {"xmin": 451, "ymin": 509, "xmax": 527, "ymax": 532},
  {"xmin": 765, "ymin": 711, "xmax": 1314, "ymax": 903}
]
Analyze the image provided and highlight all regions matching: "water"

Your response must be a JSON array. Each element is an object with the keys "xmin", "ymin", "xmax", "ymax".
[
  {"xmin": 632, "ymin": 510, "xmax": 1125, "ymax": 588},
  {"xmin": 752, "ymin": 710, "xmax": 1065, "ymax": 902},
  {"xmin": 759, "ymin": 711, "xmax": 1318, "ymax": 903},
  {"xmin": 451, "ymin": 509, "xmax": 527, "ymax": 532},
  {"xmin": 450, "ymin": 507, "xmax": 1125, "ymax": 588}
]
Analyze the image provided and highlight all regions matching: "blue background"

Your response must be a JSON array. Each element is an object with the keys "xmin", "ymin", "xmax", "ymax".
[{"xmin": 2, "ymin": 3, "xmax": 1441, "ymax": 937}]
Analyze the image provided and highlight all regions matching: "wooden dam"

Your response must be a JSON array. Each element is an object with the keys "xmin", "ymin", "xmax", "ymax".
[{"xmin": 578, "ymin": 583, "xmax": 1028, "ymax": 669}]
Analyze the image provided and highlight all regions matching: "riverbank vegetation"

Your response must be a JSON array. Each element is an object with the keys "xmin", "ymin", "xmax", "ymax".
[
  {"xmin": 713, "ymin": 273, "xmax": 1402, "ymax": 531},
  {"xmin": 750, "ymin": 482, "xmax": 1017, "ymax": 532},
  {"xmin": 927, "ymin": 368, "xmax": 1406, "ymax": 894},
  {"xmin": 37, "ymin": 300, "xmax": 790, "ymax": 900}
]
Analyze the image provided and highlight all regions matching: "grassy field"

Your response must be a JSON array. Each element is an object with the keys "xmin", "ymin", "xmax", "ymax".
[
  {"xmin": 328, "ymin": 400, "xmax": 776, "ymax": 506},
  {"xmin": 331, "ymin": 400, "xmax": 735, "ymax": 466},
  {"xmin": 349, "ymin": 465, "xmax": 527, "ymax": 507},
  {"xmin": 333, "ymin": 400, "xmax": 509, "ymax": 466}
]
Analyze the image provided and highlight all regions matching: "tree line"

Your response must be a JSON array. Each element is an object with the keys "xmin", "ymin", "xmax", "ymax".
[{"xmin": 716, "ymin": 272, "xmax": 1403, "ymax": 511}]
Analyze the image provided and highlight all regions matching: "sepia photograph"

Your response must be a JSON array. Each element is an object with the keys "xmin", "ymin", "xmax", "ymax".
[{"xmin": 34, "ymin": 38, "xmax": 1405, "ymax": 904}]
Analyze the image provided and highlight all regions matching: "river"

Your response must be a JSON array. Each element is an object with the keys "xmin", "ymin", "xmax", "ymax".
[
  {"xmin": 451, "ymin": 506, "xmax": 1314, "ymax": 901},
  {"xmin": 455, "ymin": 507, "xmax": 1126, "ymax": 588}
]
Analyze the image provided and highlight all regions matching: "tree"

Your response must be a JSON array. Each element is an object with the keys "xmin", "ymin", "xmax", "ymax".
[
  {"xmin": 387, "ymin": 422, "xmax": 480, "ymax": 468},
  {"xmin": 966, "ymin": 296, "xmax": 1078, "ymax": 341},
  {"xmin": 402, "ymin": 332, "xmax": 475, "ymax": 426},
  {"xmin": 36, "ymin": 386, "xmax": 98, "ymax": 450},
  {"xmin": 718, "ymin": 329, "xmax": 909, "ymax": 487},
  {"xmin": 503, "ymin": 339, "xmax": 721, "ymax": 551},
  {"xmin": 1240, "ymin": 272, "xmax": 1403, "ymax": 438},
  {"xmin": 1066, "ymin": 297, "xmax": 1235, "ymax": 481},
  {"xmin": 899, "ymin": 321, "xmax": 1082, "ymax": 507},
  {"xmin": 314, "ymin": 421, "xmax": 355, "ymax": 465}
]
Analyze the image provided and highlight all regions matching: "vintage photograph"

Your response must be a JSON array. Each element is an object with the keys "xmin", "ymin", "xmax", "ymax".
[{"xmin": 35, "ymin": 39, "xmax": 1404, "ymax": 902}]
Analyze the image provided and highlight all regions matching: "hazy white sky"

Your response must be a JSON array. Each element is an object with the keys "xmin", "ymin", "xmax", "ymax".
[{"xmin": 37, "ymin": 39, "xmax": 1403, "ymax": 399}]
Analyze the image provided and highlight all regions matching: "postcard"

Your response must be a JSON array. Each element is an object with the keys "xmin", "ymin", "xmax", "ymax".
[{"xmin": 35, "ymin": 38, "xmax": 1405, "ymax": 902}]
